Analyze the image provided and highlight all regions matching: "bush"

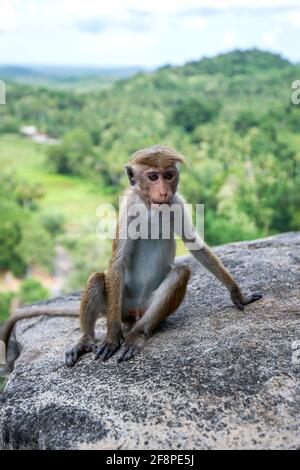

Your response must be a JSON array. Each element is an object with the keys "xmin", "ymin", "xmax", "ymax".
[
  {"xmin": 0, "ymin": 198, "xmax": 27, "ymax": 276},
  {"xmin": 171, "ymin": 98, "xmax": 220, "ymax": 132},
  {"xmin": 15, "ymin": 220, "xmax": 55, "ymax": 271},
  {"xmin": 19, "ymin": 278, "xmax": 50, "ymax": 306},
  {"xmin": 0, "ymin": 292, "xmax": 15, "ymax": 322},
  {"xmin": 40, "ymin": 213, "xmax": 65, "ymax": 236},
  {"xmin": 0, "ymin": 174, "xmax": 54, "ymax": 275},
  {"xmin": 47, "ymin": 128, "xmax": 94, "ymax": 175},
  {"xmin": 0, "ymin": 116, "xmax": 19, "ymax": 134},
  {"xmin": 234, "ymin": 110, "xmax": 260, "ymax": 135}
]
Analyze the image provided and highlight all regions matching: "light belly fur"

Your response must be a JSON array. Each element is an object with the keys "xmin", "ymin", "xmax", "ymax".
[{"xmin": 123, "ymin": 237, "xmax": 176, "ymax": 314}]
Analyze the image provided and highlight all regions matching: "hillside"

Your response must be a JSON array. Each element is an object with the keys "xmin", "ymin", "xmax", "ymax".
[
  {"xmin": 1, "ymin": 48, "xmax": 300, "ymax": 306},
  {"xmin": 0, "ymin": 65, "xmax": 142, "ymax": 90},
  {"xmin": 3, "ymin": 49, "xmax": 298, "ymax": 241}
]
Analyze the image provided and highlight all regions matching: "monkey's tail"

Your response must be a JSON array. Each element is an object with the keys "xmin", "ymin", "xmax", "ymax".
[{"xmin": 0, "ymin": 304, "xmax": 79, "ymax": 347}]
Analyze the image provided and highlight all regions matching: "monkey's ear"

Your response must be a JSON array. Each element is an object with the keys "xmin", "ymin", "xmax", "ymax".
[{"xmin": 125, "ymin": 165, "xmax": 136, "ymax": 186}]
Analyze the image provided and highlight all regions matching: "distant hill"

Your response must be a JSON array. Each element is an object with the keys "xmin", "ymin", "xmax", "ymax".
[
  {"xmin": 171, "ymin": 49, "xmax": 293, "ymax": 76},
  {"xmin": 1, "ymin": 50, "xmax": 297, "ymax": 89},
  {"xmin": 0, "ymin": 65, "xmax": 144, "ymax": 90},
  {"xmin": 0, "ymin": 66, "xmax": 40, "ymax": 78}
]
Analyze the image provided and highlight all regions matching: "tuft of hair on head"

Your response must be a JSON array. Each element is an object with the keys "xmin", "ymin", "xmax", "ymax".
[{"xmin": 128, "ymin": 145, "xmax": 186, "ymax": 169}]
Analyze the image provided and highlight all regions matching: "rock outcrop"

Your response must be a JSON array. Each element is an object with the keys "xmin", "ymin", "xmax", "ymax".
[{"xmin": 0, "ymin": 232, "xmax": 299, "ymax": 449}]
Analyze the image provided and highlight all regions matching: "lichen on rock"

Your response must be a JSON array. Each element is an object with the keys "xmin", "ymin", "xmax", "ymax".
[{"xmin": 0, "ymin": 232, "xmax": 299, "ymax": 449}]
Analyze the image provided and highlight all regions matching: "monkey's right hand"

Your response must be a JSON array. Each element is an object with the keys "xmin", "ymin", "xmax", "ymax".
[
  {"xmin": 95, "ymin": 335, "xmax": 123, "ymax": 361},
  {"xmin": 65, "ymin": 342, "xmax": 96, "ymax": 367}
]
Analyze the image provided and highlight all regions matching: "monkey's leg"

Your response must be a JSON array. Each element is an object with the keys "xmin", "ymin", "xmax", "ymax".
[
  {"xmin": 65, "ymin": 272, "xmax": 106, "ymax": 367},
  {"xmin": 118, "ymin": 265, "xmax": 191, "ymax": 362},
  {"xmin": 94, "ymin": 266, "xmax": 125, "ymax": 361}
]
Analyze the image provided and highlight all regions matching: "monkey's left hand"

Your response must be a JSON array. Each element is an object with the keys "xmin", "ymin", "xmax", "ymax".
[
  {"xmin": 231, "ymin": 290, "xmax": 262, "ymax": 311},
  {"xmin": 117, "ymin": 344, "xmax": 140, "ymax": 362},
  {"xmin": 95, "ymin": 336, "xmax": 123, "ymax": 361},
  {"xmin": 117, "ymin": 331, "xmax": 145, "ymax": 362}
]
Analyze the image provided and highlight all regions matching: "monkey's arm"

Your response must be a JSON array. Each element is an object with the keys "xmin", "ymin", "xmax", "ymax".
[
  {"xmin": 175, "ymin": 197, "xmax": 262, "ymax": 310},
  {"xmin": 188, "ymin": 241, "xmax": 261, "ymax": 309}
]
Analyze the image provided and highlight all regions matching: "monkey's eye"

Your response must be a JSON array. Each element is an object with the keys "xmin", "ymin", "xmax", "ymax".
[
  {"xmin": 163, "ymin": 172, "xmax": 175, "ymax": 181},
  {"xmin": 147, "ymin": 173, "xmax": 159, "ymax": 182}
]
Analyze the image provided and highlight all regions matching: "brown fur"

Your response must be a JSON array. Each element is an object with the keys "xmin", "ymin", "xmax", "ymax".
[
  {"xmin": 79, "ymin": 272, "xmax": 106, "ymax": 343},
  {"xmin": 129, "ymin": 145, "xmax": 185, "ymax": 169},
  {"xmin": 124, "ymin": 265, "xmax": 191, "ymax": 347},
  {"xmin": 1, "ymin": 145, "xmax": 261, "ymax": 367}
]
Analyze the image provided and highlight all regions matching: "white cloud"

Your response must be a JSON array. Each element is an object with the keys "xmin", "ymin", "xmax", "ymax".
[
  {"xmin": 0, "ymin": 0, "xmax": 300, "ymax": 65},
  {"xmin": 261, "ymin": 31, "xmax": 279, "ymax": 47},
  {"xmin": 184, "ymin": 16, "xmax": 206, "ymax": 29},
  {"xmin": 223, "ymin": 32, "xmax": 237, "ymax": 48},
  {"xmin": 3, "ymin": 0, "xmax": 300, "ymax": 31},
  {"xmin": 0, "ymin": 0, "xmax": 19, "ymax": 31},
  {"xmin": 285, "ymin": 10, "xmax": 300, "ymax": 27}
]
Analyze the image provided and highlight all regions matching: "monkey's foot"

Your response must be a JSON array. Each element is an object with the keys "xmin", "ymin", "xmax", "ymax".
[
  {"xmin": 65, "ymin": 342, "xmax": 96, "ymax": 367},
  {"xmin": 117, "ymin": 344, "xmax": 140, "ymax": 363},
  {"xmin": 118, "ymin": 331, "xmax": 146, "ymax": 362},
  {"xmin": 94, "ymin": 337, "xmax": 123, "ymax": 361},
  {"xmin": 232, "ymin": 292, "xmax": 263, "ymax": 311}
]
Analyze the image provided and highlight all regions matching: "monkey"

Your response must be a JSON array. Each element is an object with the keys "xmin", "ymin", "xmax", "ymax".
[
  {"xmin": 64, "ymin": 144, "xmax": 262, "ymax": 366},
  {"xmin": 0, "ymin": 145, "xmax": 262, "ymax": 365}
]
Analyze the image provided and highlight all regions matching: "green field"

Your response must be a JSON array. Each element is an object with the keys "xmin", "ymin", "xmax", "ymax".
[
  {"xmin": 0, "ymin": 134, "xmax": 187, "ymax": 275},
  {"xmin": 0, "ymin": 134, "xmax": 112, "ymax": 232}
]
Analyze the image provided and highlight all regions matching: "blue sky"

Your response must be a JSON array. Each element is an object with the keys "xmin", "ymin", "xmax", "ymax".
[{"xmin": 0, "ymin": 0, "xmax": 299, "ymax": 66}]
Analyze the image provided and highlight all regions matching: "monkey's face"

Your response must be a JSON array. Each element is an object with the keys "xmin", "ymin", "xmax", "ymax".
[{"xmin": 139, "ymin": 167, "xmax": 178, "ymax": 205}]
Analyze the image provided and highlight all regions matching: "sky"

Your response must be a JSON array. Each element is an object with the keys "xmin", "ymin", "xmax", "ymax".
[{"xmin": 0, "ymin": 0, "xmax": 300, "ymax": 67}]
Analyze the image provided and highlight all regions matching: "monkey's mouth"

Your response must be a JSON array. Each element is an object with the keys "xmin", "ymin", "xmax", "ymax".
[{"xmin": 151, "ymin": 200, "xmax": 171, "ymax": 205}]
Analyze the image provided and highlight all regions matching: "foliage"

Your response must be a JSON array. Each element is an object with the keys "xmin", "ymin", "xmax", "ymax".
[
  {"xmin": 15, "ymin": 220, "xmax": 55, "ymax": 270},
  {"xmin": 179, "ymin": 49, "xmax": 291, "ymax": 77},
  {"xmin": 0, "ymin": 292, "xmax": 15, "ymax": 322},
  {"xmin": 0, "ymin": 172, "xmax": 55, "ymax": 275},
  {"xmin": 62, "ymin": 231, "xmax": 111, "ymax": 291},
  {"xmin": 0, "ymin": 377, "xmax": 7, "ymax": 393},
  {"xmin": 47, "ymin": 128, "xmax": 94, "ymax": 175},
  {"xmin": 0, "ymin": 194, "xmax": 27, "ymax": 276},
  {"xmin": 171, "ymin": 97, "xmax": 220, "ymax": 132},
  {"xmin": 39, "ymin": 213, "xmax": 65, "ymax": 236},
  {"xmin": 19, "ymin": 278, "xmax": 50, "ymax": 306},
  {"xmin": 1, "ymin": 48, "xmax": 300, "ymax": 278}
]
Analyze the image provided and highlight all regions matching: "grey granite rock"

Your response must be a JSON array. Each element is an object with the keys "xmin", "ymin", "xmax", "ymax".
[{"xmin": 0, "ymin": 232, "xmax": 299, "ymax": 449}]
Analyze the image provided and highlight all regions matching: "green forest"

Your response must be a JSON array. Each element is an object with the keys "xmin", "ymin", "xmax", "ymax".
[{"xmin": 0, "ymin": 49, "xmax": 300, "ymax": 320}]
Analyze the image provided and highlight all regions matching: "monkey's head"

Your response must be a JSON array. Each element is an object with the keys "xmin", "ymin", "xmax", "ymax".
[{"xmin": 125, "ymin": 145, "xmax": 185, "ymax": 205}]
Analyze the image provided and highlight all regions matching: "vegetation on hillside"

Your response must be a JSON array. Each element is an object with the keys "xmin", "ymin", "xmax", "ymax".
[
  {"xmin": 0, "ymin": 49, "xmax": 299, "ymax": 318},
  {"xmin": 0, "ymin": 65, "xmax": 142, "ymax": 90}
]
